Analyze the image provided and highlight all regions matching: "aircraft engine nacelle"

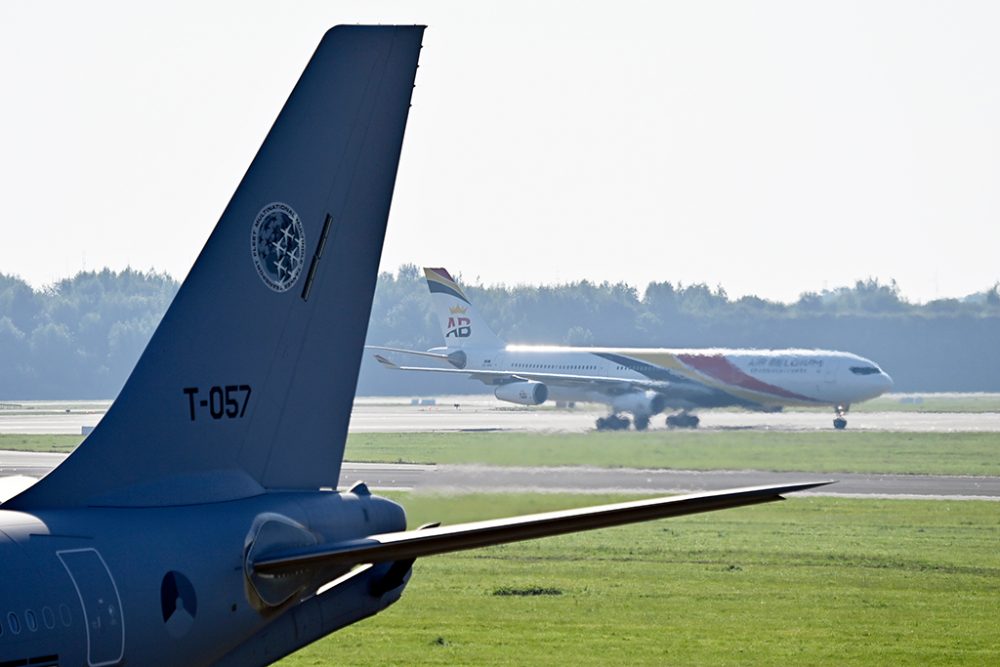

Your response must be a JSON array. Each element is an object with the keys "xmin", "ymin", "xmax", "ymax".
[
  {"xmin": 611, "ymin": 391, "xmax": 668, "ymax": 417},
  {"xmin": 495, "ymin": 380, "xmax": 549, "ymax": 406}
]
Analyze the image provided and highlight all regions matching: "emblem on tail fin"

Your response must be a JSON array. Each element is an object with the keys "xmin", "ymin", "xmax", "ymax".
[{"xmin": 250, "ymin": 202, "xmax": 306, "ymax": 292}]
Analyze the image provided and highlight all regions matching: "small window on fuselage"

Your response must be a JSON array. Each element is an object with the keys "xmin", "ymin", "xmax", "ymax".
[{"xmin": 850, "ymin": 366, "xmax": 880, "ymax": 375}]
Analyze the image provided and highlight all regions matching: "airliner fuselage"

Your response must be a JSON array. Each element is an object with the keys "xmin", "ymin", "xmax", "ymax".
[
  {"xmin": 461, "ymin": 346, "xmax": 893, "ymax": 410},
  {"xmin": 376, "ymin": 268, "xmax": 894, "ymax": 430}
]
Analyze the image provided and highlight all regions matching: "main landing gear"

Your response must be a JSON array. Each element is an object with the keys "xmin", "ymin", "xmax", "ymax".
[
  {"xmin": 596, "ymin": 414, "xmax": 631, "ymax": 431},
  {"xmin": 594, "ymin": 413, "xmax": 682, "ymax": 431},
  {"xmin": 833, "ymin": 405, "xmax": 849, "ymax": 430},
  {"xmin": 666, "ymin": 412, "xmax": 700, "ymax": 429}
]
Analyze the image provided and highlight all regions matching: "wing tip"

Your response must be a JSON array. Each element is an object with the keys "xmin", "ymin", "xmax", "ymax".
[
  {"xmin": 374, "ymin": 354, "xmax": 398, "ymax": 368},
  {"xmin": 771, "ymin": 480, "xmax": 836, "ymax": 497}
]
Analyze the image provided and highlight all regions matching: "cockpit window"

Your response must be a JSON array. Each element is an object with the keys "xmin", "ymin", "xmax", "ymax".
[{"xmin": 850, "ymin": 366, "xmax": 881, "ymax": 375}]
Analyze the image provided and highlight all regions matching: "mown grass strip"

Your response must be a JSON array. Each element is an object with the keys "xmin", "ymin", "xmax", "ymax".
[
  {"xmin": 344, "ymin": 430, "xmax": 1000, "ymax": 476},
  {"xmin": 4, "ymin": 430, "xmax": 999, "ymax": 476},
  {"xmin": 0, "ymin": 434, "xmax": 83, "ymax": 452},
  {"xmin": 279, "ymin": 493, "xmax": 1000, "ymax": 667}
]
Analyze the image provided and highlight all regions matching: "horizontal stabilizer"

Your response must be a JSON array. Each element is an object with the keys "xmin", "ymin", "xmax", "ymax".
[
  {"xmin": 373, "ymin": 354, "xmax": 400, "ymax": 368},
  {"xmin": 366, "ymin": 345, "xmax": 451, "ymax": 361},
  {"xmin": 253, "ymin": 481, "xmax": 832, "ymax": 576}
]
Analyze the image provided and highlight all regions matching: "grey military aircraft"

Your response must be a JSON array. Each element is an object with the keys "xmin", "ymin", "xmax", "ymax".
[{"xmin": 0, "ymin": 26, "xmax": 827, "ymax": 666}]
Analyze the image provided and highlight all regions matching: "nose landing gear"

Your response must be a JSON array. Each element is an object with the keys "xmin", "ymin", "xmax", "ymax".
[{"xmin": 833, "ymin": 405, "xmax": 849, "ymax": 429}]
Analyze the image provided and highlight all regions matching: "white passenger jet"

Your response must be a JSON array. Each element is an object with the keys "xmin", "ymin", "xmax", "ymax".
[{"xmin": 371, "ymin": 268, "xmax": 894, "ymax": 430}]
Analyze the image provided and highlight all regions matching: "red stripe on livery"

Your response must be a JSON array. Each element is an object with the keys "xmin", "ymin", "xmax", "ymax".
[{"xmin": 677, "ymin": 354, "xmax": 816, "ymax": 402}]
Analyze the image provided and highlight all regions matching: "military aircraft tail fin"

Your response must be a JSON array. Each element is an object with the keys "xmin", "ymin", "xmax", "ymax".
[{"xmin": 10, "ymin": 26, "xmax": 425, "ymax": 509}]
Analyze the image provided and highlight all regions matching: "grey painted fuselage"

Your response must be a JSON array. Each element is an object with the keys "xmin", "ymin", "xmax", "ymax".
[{"xmin": 0, "ymin": 491, "xmax": 405, "ymax": 666}]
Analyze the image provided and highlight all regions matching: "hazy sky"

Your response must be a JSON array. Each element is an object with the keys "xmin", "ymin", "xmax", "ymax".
[{"xmin": 2, "ymin": 1, "xmax": 998, "ymax": 303}]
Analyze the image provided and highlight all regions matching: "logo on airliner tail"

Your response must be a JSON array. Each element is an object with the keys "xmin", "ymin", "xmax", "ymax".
[
  {"xmin": 250, "ymin": 202, "xmax": 306, "ymax": 292},
  {"xmin": 446, "ymin": 315, "xmax": 471, "ymax": 338},
  {"xmin": 445, "ymin": 301, "xmax": 471, "ymax": 338}
]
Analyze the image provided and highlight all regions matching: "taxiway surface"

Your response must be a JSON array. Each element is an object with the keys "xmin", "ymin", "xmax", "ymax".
[
  {"xmin": 2, "ymin": 398, "xmax": 1000, "ymax": 434},
  {"xmin": 2, "ymin": 453, "xmax": 997, "ymax": 501},
  {"xmin": 4, "ymin": 398, "xmax": 998, "ymax": 501}
]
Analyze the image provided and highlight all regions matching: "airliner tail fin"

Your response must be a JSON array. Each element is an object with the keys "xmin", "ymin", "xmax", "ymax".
[{"xmin": 423, "ymin": 267, "xmax": 504, "ymax": 350}]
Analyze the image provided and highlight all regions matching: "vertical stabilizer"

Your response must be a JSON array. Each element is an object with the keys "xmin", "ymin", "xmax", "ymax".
[
  {"xmin": 424, "ymin": 267, "xmax": 505, "ymax": 350},
  {"xmin": 11, "ymin": 26, "xmax": 424, "ymax": 509}
]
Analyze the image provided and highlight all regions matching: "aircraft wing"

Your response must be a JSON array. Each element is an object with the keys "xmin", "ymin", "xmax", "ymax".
[
  {"xmin": 252, "ymin": 481, "xmax": 830, "ymax": 576},
  {"xmin": 372, "ymin": 354, "xmax": 664, "ymax": 394}
]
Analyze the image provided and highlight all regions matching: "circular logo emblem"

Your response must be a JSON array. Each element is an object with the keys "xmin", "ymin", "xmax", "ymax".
[{"xmin": 250, "ymin": 202, "xmax": 306, "ymax": 292}]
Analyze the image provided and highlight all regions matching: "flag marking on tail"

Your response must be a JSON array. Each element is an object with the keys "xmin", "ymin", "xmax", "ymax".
[{"xmin": 425, "ymin": 267, "xmax": 470, "ymax": 303}]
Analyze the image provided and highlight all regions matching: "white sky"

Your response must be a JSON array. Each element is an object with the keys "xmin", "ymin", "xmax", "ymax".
[{"xmin": 1, "ymin": 1, "xmax": 998, "ymax": 303}]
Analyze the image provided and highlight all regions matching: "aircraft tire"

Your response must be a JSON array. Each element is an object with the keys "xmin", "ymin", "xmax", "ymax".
[
  {"xmin": 833, "ymin": 417, "xmax": 847, "ymax": 430},
  {"xmin": 634, "ymin": 415, "xmax": 650, "ymax": 431},
  {"xmin": 596, "ymin": 415, "xmax": 630, "ymax": 431},
  {"xmin": 666, "ymin": 413, "xmax": 700, "ymax": 429}
]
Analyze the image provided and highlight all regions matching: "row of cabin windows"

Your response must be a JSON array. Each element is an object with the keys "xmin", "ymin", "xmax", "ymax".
[
  {"xmin": 511, "ymin": 363, "xmax": 599, "ymax": 371},
  {"xmin": 0, "ymin": 604, "xmax": 72, "ymax": 637},
  {"xmin": 510, "ymin": 362, "xmax": 658, "ymax": 374}
]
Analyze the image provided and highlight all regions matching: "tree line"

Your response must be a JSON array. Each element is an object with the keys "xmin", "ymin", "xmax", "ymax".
[
  {"xmin": 2, "ymin": 265, "xmax": 999, "ymax": 399},
  {"xmin": 0, "ymin": 269, "xmax": 178, "ymax": 399}
]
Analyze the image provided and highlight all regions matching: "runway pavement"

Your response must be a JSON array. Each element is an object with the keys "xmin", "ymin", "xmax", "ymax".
[
  {"xmin": 3, "ymin": 397, "xmax": 1000, "ymax": 434},
  {"xmin": 3, "ymin": 397, "xmax": 998, "ymax": 501},
  {"xmin": 339, "ymin": 463, "xmax": 1000, "ymax": 500},
  {"xmin": 2, "ymin": 453, "xmax": 997, "ymax": 501}
]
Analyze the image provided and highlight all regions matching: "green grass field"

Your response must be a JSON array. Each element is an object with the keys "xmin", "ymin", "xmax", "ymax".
[
  {"xmin": 278, "ymin": 493, "xmax": 1000, "ymax": 666},
  {"xmin": 0, "ymin": 434, "xmax": 83, "ymax": 452},
  {"xmin": 5, "ymin": 430, "xmax": 999, "ymax": 476},
  {"xmin": 837, "ymin": 393, "xmax": 1000, "ymax": 413},
  {"xmin": 343, "ymin": 431, "xmax": 1000, "ymax": 476},
  {"xmin": 3, "ymin": 428, "xmax": 997, "ymax": 663}
]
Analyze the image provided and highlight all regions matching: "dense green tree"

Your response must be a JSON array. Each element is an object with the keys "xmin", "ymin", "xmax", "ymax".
[
  {"xmin": 0, "ymin": 269, "xmax": 177, "ymax": 399},
  {"xmin": 2, "ymin": 266, "xmax": 1000, "ymax": 398}
]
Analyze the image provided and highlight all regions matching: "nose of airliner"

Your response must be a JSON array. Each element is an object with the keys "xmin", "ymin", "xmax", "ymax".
[{"xmin": 879, "ymin": 370, "xmax": 894, "ymax": 393}]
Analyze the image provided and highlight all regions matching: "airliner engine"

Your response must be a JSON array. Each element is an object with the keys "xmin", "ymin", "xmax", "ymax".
[
  {"xmin": 495, "ymin": 380, "xmax": 549, "ymax": 406},
  {"xmin": 611, "ymin": 390, "xmax": 668, "ymax": 417}
]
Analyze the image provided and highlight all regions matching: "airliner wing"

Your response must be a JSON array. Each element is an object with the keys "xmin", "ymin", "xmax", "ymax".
[
  {"xmin": 372, "ymin": 355, "xmax": 664, "ymax": 394},
  {"xmin": 252, "ymin": 481, "xmax": 830, "ymax": 575}
]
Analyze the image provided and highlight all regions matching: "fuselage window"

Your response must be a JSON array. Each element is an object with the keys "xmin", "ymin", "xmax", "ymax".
[
  {"xmin": 25, "ymin": 610, "xmax": 37, "ymax": 632},
  {"xmin": 58, "ymin": 604, "xmax": 72, "ymax": 627},
  {"xmin": 42, "ymin": 606, "xmax": 55, "ymax": 630},
  {"xmin": 850, "ymin": 366, "xmax": 880, "ymax": 375},
  {"xmin": 8, "ymin": 612, "xmax": 21, "ymax": 634}
]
